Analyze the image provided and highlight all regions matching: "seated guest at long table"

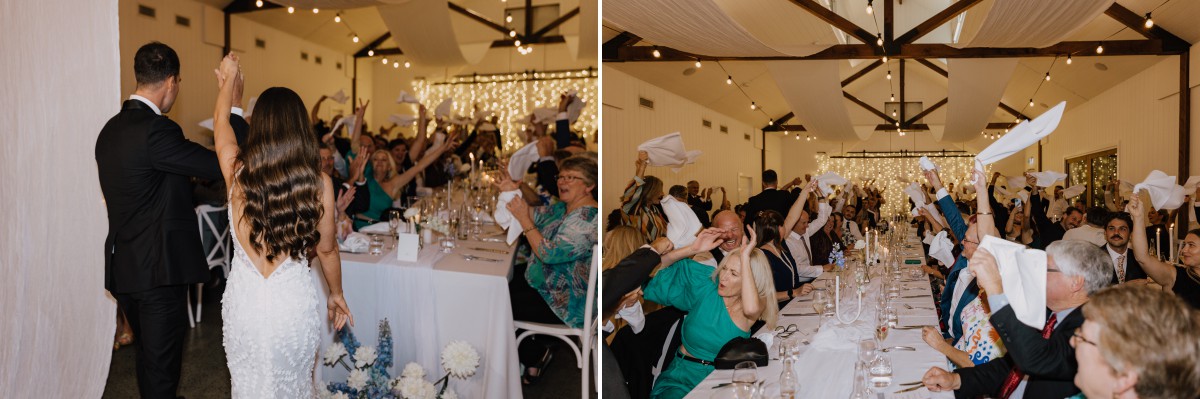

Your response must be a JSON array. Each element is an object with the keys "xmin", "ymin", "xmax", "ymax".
[
  {"xmin": 922, "ymin": 240, "xmax": 1112, "ymax": 399},
  {"xmin": 1127, "ymin": 194, "xmax": 1200, "ymax": 309},
  {"xmin": 645, "ymin": 228, "xmax": 776, "ymax": 399},
  {"xmin": 1069, "ymin": 284, "xmax": 1200, "ymax": 399},
  {"xmin": 753, "ymin": 210, "xmax": 813, "ymax": 308},
  {"xmin": 495, "ymin": 155, "xmax": 598, "ymax": 384}
]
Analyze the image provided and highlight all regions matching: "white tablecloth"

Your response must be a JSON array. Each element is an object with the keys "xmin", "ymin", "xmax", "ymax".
[
  {"xmin": 313, "ymin": 229, "xmax": 521, "ymax": 399},
  {"xmin": 686, "ymin": 238, "xmax": 953, "ymax": 398}
]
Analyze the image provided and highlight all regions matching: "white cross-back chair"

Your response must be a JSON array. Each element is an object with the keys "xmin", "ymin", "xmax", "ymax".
[
  {"xmin": 513, "ymin": 245, "xmax": 599, "ymax": 398},
  {"xmin": 189, "ymin": 204, "xmax": 230, "ymax": 327}
]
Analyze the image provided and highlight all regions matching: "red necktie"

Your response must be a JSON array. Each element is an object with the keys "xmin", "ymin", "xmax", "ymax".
[{"xmin": 997, "ymin": 313, "xmax": 1058, "ymax": 399}]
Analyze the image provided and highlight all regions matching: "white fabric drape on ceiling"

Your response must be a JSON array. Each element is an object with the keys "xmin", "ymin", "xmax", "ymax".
[
  {"xmin": 712, "ymin": 0, "xmax": 840, "ymax": 55},
  {"xmin": 604, "ymin": 0, "xmax": 831, "ymax": 57},
  {"xmin": 377, "ymin": 0, "xmax": 471, "ymax": 67},
  {"xmin": 767, "ymin": 60, "xmax": 865, "ymax": 141},
  {"xmin": 269, "ymin": 0, "xmax": 395, "ymax": 9},
  {"xmin": 955, "ymin": 0, "xmax": 1114, "ymax": 48},
  {"xmin": 574, "ymin": 0, "xmax": 598, "ymax": 60},
  {"xmin": 942, "ymin": 58, "xmax": 1018, "ymax": 142},
  {"xmin": 1, "ymin": 0, "xmax": 119, "ymax": 397}
]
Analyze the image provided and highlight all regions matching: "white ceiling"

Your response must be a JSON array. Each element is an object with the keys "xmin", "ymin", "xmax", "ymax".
[{"xmin": 605, "ymin": 0, "xmax": 1200, "ymax": 140}]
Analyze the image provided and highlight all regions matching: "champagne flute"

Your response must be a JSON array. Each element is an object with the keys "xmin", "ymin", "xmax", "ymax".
[
  {"xmin": 387, "ymin": 210, "xmax": 402, "ymax": 249},
  {"xmin": 812, "ymin": 289, "xmax": 828, "ymax": 314}
]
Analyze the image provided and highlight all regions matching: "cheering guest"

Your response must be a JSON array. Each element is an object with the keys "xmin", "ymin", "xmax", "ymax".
[
  {"xmin": 695, "ymin": 210, "xmax": 746, "ymax": 267},
  {"xmin": 1047, "ymin": 186, "xmax": 1070, "ymax": 221},
  {"xmin": 645, "ymin": 228, "xmax": 776, "ymax": 399},
  {"xmin": 840, "ymin": 204, "xmax": 866, "ymax": 242},
  {"xmin": 1127, "ymin": 195, "xmax": 1200, "ymax": 308},
  {"xmin": 743, "ymin": 170, "xmax": 797, "ymax": 226},
  {"xmin": 686, "ymin": 180, "xmax": 713, "ymax": 227},
  {"xmin": 922, "ymin": 240, "xmax": 1112, "ymax": 399},
  {"xmin": 1031, "ymin": 174, "xmax": 1083, "ymax": 248},
  {"xmin": 782, "ymin": 182, "xmax": 835, "ymax": 284},
  {"xmin": 496, "ymin": 155, "xmax": 598, "ymax": 384},
  {"xmin": 619, "ymin": 151, "xmax": 667, "ymax": 242},
  {"xmin": 1064, "ymin": 206, "xmax": 1109, "ymax": 247},
  {"xmin": 1101, "ymin": 212, "xmax": 1147, "ymax": 284},
  {"xmin": 809, "ymin": 214, "xmax": 845, "ymax": 269}
]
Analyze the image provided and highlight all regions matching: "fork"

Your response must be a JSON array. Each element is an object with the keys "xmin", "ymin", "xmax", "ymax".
[{"xmin": 463, "ymin": 254, "xmax": 502, "ymax": 262}]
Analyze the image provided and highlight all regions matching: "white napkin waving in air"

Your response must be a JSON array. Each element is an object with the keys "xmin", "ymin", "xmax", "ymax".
[
  {"xmin": 919, "ymin": 156, "xmax": 938, "ymax": 171},
  {"xmin": 974, "ymin": 102, "xmax": 1066, "ymax": 182},
  {"xmin": 328, "ymin": 89, "xmax": 349, "ymax": 104},
  {"xmin": 1062, "ymin": 184, "xmax": 1086, "ymax": 199},
  {"xmin": 396, "ymin": 91, "xmax": 420, "ymax": 104},
  {"xmin": 532, "ymin": 107, "xmax": 559, "ymax": 125},
  {"xmin": 661, "ymin": 195, "xmax": 703, "ymax": 248},
  {"xmin": 978, "ymin": 235, "xmax": 1048, "ymax": 329},
  {"xmin": 493, "ymin": 190, "xmax": 526, "ymax": 245},
  {"xmin": 389, "ymin": 114, "xmax": 417, "ymax": 127},
  {"xmin": 566, "ymin": 96, "xmax": 586, "ymax": 124},
  {"xmin": 1133, "ymin": 170, "xmax": 1187, "ymax": 210},
  {"xmin": 924, "ymin": 230, "xmax": 956, "ymax": 267},
  {"xmin": 812, "ymin": 172, "xmax": 848, "ymax": 194},
  {"xmin": 637, "ymin": 132, "xmax": 702, "ymax": 172},
  {"xmin": 1183, "ymin": 176, "xmax": 1200, "ymax": 193},
  {"xmin": 1028, "ymin": 171, "xmax": 1067, "ymax": 187},
  {"xmin": 434, "ymin": 98, "xmax": 454, "ymax": 118},
  {"xmin": 903, "ymin": 182, "xmax": 927, "ymax": 216},
  {"xmin": 330, "ymin": 115, "xmax": 357, "ymax": 136},
  {"xmin": 507, "ymin": 142, "xmax": 540, "ymax": 181}
]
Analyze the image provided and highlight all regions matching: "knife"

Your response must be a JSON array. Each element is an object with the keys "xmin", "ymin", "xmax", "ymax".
[
  {"xmin": 894, "ymin": 384, "xmax": 924, "ymax": 393},
  {"xmin": 467, "ymin": 247, "xmax": 509, "ymax": 254}
]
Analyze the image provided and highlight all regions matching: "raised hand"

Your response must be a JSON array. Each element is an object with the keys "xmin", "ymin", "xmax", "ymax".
[
  {"xmin": 354, "ymin": 98, "xmax": 370, "ymax": 117},
  {"xmin": 335, "ymin": 185, "xmax": 357, "ymax": 215},
  {"xmin": 348, "ymin": 147, "xmax": 369, "ymax": 183},
  {"xmin": 650, "ymin": 237, "xmax": 674, "ymax": 255},
  {"xmin": 689, "ymin": 227, "xmax": 725, "ymax": 253},
  {"xmin": 506, "ymin": 195, "xmax": 532, "ymax": 227},
  {"xmin": 636, "ymin": 150, "xmax": 649, "ymax": 166},
  {"xmin": 968, "ymin": 248, "xmax": 1002, "ymax": 295},
  {"xmin": 923, "ymin": 169, "xmax": 943, "ymax": 191},
  {"xmin": 740, "ymin": 225, "xmax": 758, "ymax": 261},
  {"xmin": 1126, "ymin": 194, "xmax": 1143, "ymax": 218}
]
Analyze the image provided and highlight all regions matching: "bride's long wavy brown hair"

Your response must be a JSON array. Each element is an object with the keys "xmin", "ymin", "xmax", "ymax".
[{"xmin": 236, "ymin": 87, "xmax": 322, "ymax": 263}]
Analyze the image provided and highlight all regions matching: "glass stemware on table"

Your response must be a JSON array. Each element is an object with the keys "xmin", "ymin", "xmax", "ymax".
[{"xmin": 731, "ymin": 361, "xmax": 759, "ymax": 399}]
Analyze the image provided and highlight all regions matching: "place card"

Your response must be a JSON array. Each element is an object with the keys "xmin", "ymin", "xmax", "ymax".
[{"xmin": 396, "ymin": 232, "xmax": 420, "ymax": 262}]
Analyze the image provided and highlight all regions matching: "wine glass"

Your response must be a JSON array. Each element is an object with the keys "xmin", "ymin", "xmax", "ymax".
[
  {"xmin": 387, "ymin": 210, "xmax": 402, "ymax": 248},
  {"xmin": 731, "ymin": 361, "xmax": 758, "ymax": 399},
  {"xmin": 812, "ymin": 289, "xmax": 828, "ymax": 315}
]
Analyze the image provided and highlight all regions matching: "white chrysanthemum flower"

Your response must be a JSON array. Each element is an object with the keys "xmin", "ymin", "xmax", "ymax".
[
  {"xmin": 347, "ymin": 369, "xmax": 369, "ymax": 390},
  {"xmin": 440, "ymin": 340, "xmax": 480, "ymax": 379},
  {"xmin": 354, "ymin": 346, "xmax": 378, "ymax": 368},
  {"xmin": 441, "ymin": 388, "xmax": 459, "ymax": 399},
  {"xmin": 396, "ymin": 377, "xmax": 436, "ymax": 399},
  {"xmin": 323, "ymin": 343, "xmax": 347, "ymax": 366},
  {"xmin": 332, "ymin": 391, "xmax": 350, "ymax": 399},
  {"xmin": 401, "ymin": 362, "xmax": 426, "ymax": 380}
]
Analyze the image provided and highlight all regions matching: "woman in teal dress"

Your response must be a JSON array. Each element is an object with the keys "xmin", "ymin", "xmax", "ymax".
[
  {"xmin": 645, "ymin": 228, "xmax": 779, "ymax": 399},
  {"xmin": 351, "ymin": 142, "xmax": 452, "ymax": 230}
]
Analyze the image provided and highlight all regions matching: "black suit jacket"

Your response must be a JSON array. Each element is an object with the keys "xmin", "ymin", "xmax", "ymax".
[
  {"xmin": 744, "ymin": 188, "xmax": 796, "ymax": 226},
  {"xmin": 687, "ymin": 194, "xmax": 712, "ymax": 227},
  {"xmin": 1102, "ymin": 244, "xmax": 1147, "ymax": 284},
  {"xmin": 96, "ymin": 100, "xmax": 248, "ymax": 294},
  {"xmin": 1030, "ymin": 191, "xmax": 1066, "ymax": 249},
  {"xmin": 954, "ymin": 305, "xmax": 1084, "ymax": 399},
  {"xmin": 602, "ymin": 248, "xmax": 661, "ymax": 316}
]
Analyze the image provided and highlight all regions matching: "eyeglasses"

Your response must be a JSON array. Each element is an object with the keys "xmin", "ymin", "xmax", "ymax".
[
  {"xmin": 962, "ymin": 238, "xmax": 980, "ymax": 245},
  {"xmin": 775, "ymin": 324, "xmax": 799, "ymax": 338},
  {"xmin": 556, "ymin": 175, "xmax": 585, "ymax": 183},
  {"xmin": 1047, "ymin": 268, "xmax": 1063, "ymax": 273},
  {"xmin": 1071, "ymin": 330, "xmax": 1097, "ymax": 347}
]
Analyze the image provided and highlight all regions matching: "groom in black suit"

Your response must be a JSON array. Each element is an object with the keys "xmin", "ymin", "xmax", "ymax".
[{"xmin": 96, "ymin": 42, "xmax": 247, "ymax": 399}]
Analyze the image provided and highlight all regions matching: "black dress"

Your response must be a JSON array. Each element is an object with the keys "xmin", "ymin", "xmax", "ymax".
[{"xmin": 1173, "ymin": 266, "xmax": 1200, "ymax": 309}]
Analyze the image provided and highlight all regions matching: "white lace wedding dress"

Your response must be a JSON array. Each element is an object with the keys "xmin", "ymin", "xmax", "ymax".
[{"xmin": 222, "ymin": 208, "xmax": 322, "ymax": 398}]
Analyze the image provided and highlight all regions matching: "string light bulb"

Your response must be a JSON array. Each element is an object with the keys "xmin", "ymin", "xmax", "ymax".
[
  {"xmin": 514, "ymin": 40, "xmax": 521, "ymax": 46},
  {"xmin": 1029, "ymin": 99, "xmax": 1035, "ymax": 107},
  {"xmin": 784, "ymin": 130, "xmax": 789, "ymax": 135},
  {"xmin": 1096, "ymin": 42, "xmax": 1104, "ymax": 54},
  {"xmin": 768, "ymin": 119, "xmax": 774, "ymax": 126},
  {"xmin": 877, "ymin": 34, "xmax": 884, "ymax": 47},
  {"xmin": 695, "ymin": 60, "xmax": 702, "ymax": 68},
  {"xmin": 652, "ymin": 48, "xmax": 661, "ymax": 58},
  {"xmin": 866, "ymin": 0, "xmax": 874, "ymax": 15},
  {"xmin": 287, "ymin": 6, "xmax": 294, "ymax": 13},
  {"xmin": 509, "ymin": 30, "xmax": 517, "ymax": 38},
  {"xmin": 352, "ymin": 35, "xmax": 359, "ymax": 43},
  {"xmin": 255, "ymin": 0, "xmax": 262, "ymax": 7},
  {"xmin": 1145, "ymin": 13, "xmax": 1154, "ymax": 29},
  {"xmin": 335, "ymin": 14, "xmax": 341, "ymax": 23},
  {"xmin": 892, "ymin": 110, "xmax": 897, "ymax": 117},
  {"xmin": 890, "ymin": 93, "xmax": 895, "ymax": 101},
  {"xmin": 899, "ymin": 130, "xmax": 906, "ymax": 136},
  {"xmin": 368, "ymin": 49, "xmax": 374, "ymax": 56},
  {"xmin": 726, "ymin": 76, "xmax": 733, "ymax": 85},
  {"xmin": 394, "ymin": 62, "xmax": 400, "ymax": 68},
  {"xmin": 506, "ymin": 14, "xmax": 513, "ymax": 23},
  {"xmin": 750, "ymin": 102, "xmax": 757, "ymax": 110},
  {"xmin": 312, "ymin": 8, "xmax": 319, "ymax": 13},
  {"xmin": 882, "ymin": 55, "xmax": 888, "ymax": 63},
  {"xmin": 1066, "ymin": 55, "xmax": 1072, "ymax": 65},
  {"xmin": 886, "ymin": 70, "xmax": 892, "ymax": 80},
  {"xmin": 1045, "ymin": 72, "xmax": 1051, "ymax": 81},
  {"xmin": 382, "ymin": 57, "xmax": 388, "ymax": 64},
  {"xmin": 404, "ymin": 61, "xmax": 411, "ymax": 68}
]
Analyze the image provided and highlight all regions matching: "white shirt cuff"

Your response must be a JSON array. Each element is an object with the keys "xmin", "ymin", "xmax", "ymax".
[
  {"xmin": 556, "ymin": 112, "xmax": 568, "ymax": 120},
  {"xmin": 231, "ymin": 107, "xmax": 244, "ymax": 117},
  {"xmin": 936, "ymin": 188, "xmax": 950, "ymax": 200},
  {"xmin": 539, "ymin": 155, "xmax": 556, "ymax": 162}
]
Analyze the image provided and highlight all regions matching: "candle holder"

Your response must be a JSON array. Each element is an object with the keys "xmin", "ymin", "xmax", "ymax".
[{"xmin": 834, "ymin": 272, "xmax": 865, "ymax": 325}]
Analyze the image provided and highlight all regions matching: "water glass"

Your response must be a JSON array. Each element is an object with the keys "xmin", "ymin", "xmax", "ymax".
[
  {"xmin": 869, "ymin": 353, "xmax": 893, "ymax": 388},
  {"xmin": 731, "ymin": 361, "xmax": 758, "ymax": 399},
  {"xmin": 856, "ymin": 339, "xmax": 876, "ymax": 365},
  {"xmin": 368, "ymin": 235, "xmax": 384, "ymax": 255}
]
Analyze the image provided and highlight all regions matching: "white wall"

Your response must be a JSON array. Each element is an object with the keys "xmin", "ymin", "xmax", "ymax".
[
  {"xmin": 1, "ymin": 0, "xmax": 120, "ymax": 397},
  {"xmin": 602, "ymin": 67, "xmax": 774, "ymax": 216},
  {"xmin": 1024, "ymin": 53, "xmax": 1200, "ymax": 182},
  {"xmin": 118, "ymin": 0, "xmax": 366, "ymax": 145}
]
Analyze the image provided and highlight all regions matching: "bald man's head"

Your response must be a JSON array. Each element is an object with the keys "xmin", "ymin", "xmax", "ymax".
[{"xmin": 711, "ymin": 210, "xmax": 744, "ymax": 252}]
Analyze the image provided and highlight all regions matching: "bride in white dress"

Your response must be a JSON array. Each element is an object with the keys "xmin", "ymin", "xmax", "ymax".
[{"xmin": 211, "ymin": 54, "xmax": 354, "ymax": 398}]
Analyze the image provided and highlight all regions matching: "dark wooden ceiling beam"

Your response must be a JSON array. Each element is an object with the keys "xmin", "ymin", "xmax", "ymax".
[
  {"xmin": 986, "ymin": 122, "xmax": 1018, "ymax": 130},
  {"xmin": 899, "ymin": 59, "xmax": 906, "ymax": 123},
  {"xmin": 608, "ymin": 40, "xmax": 1183, "ymax": 62},
  {"xmin": 915, "ymin": 58, "xmax": 949, "ymax": 77},
  {"xmin": 224, "ymin": 0, "xmax": 281, "ymax": 14},
  {"xmin": 766, "ymin": 124, "xmax": 807, "ymax": 132},
  {"xmin": 905, "ymin": 98, "xmax": 947, "ymax": 125},
  {"xmin": 884, "ymin": 0, "xmax": 895, "ymax": 50},
  {"xmin": 1104, "ymin": 2, "xmax": 1189, "ymax": 50},
  {"xmin": 492, "ymin": 35, "xmax": 565, "ymax": 47},
  {"xmin": 785, "ymin": 0, "xmax": 878, "ymax": 45},
  {"xmin": 449, "ymin": 2, "xmax": 511, "ymax": 36},
  {"xmin": 842, "ymin": 60, "xmax": 883, "ymax": 87},
  {"xmin": 894, "ymin": 0, "xmax": 985, "ymax": 45},
  {"xmin": 353, "ymin": 33, "xmax": 393, "ymax": 58},
  {"xmin": 532, "ymin": 7, "xmax": 580, "ymax": 38},
  {"xmin": 845, "ymin": 91, "xmax": 897, "ymax": 123},
  {"xmin": 763, "ymin": 112, "xmax": 796, "ymax": 131},
  {"xmin": 364, "ymin": 47, "xmax": 404, "ymax": 57},
  {"xmin": 870, "ymin": 122, "xmax": 1016, "ymax": 131},
  {"xmin": 997, "ymin": 102, "xmax": 1032, "ymax": 121},
  {"xmin": 602, "ymin": 31, "xmax": 641, "ymax": 60}
]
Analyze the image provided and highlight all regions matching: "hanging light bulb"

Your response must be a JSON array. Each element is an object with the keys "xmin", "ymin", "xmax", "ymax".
[
  {"xmin": 886, "ymin": 70, "xmax": 892, "ymax": 80},
  {"xmin": 382, "ymin": 57, "xmax": 388, "ymax": 64},
  {"xmin": 509, "ymin": 30, "xmax": 517, "ymax": 38},
  {"xmin": 695, "ymin": 60, "xmax": 702, "ymax": 68},
  {"xmin": 514, "ymin": 39, "xmax": 521, "ymax": 46},
  {"xmin": 797, "ymin": 134, "xmax": 802, "ymax": 141},
  {"xmin": 895, "ymin": 121, "xmax": 900, "ymax": 127},
  {"xmin": 1066, "ymin": 54, "xmax": 1072, "ymax": 65},
  {"xmin": 652, "ymin": 47, "xmax": 661, "ymax": 58},
  {"xmin": 352, "ymin": 35, "xmax": 359, "ymax": 43},
  {"xmin": 255, "ymin": 0, "xmax": 263, "ymax": 7},
  {"xmin": 891, "ymin": 110, "xmax": 897, "ymax": 117},
  {"xmin": 287, "ymin": 6, "xmax": 294, "ymax": 13},
  {"xmin": 877, "ymin": 34, "xmax": 884, "ymax": 47},
  {"xmin": 866, "ymin": 0, "xmax": 874, "ymax": 15},
  {"xmin": 750, "ymin": 102, "xmax": 757, "ymax": 110},
  {"xmin": 312, "ymin": 8, "xmax": 319, "ymax": 13},
  {"xmin": 784, "ymin": 130, "xmax": 789, "ymax": 135},
  {"xmin": 1145, "ymin": 13, "xmax": 1154, "ymax": 29},
  {"xmin": 404, "ymin": 61, "xmax": 411, "ymax": 68},
  {"xmin": 1029, "ymin": 99, "xmax": 1035, "ymax": 107},
  {"xmin": 506, "ymin": 14, "xmax": 513, "ymax": 23},
  {"xmin": 1096, "ymin": 42, "xmax": 1104, "ymax": 54},
  {"xmin": 525, "ymin": 45, "xmax": 533, "ymax": 54},
  {"xmin": 726, "ymin": 76, "xmax": 733, "ymax": 85},
  {"xmin": 890, "ymin": 93, "xmax": 895, "ymax": 101},
  {"xmin": 393, "ymin": 62, "xmax": 399, "ymax": 68},
  {"xmin": 768, "ymin": 119, "xmax": 774, "ymax": 126},
  {"xmin": 368, "ymin": 49, "xmax": 374, "ymax": 56},
  {"xmin": 882, "ymin": 55, "xmax": 888, "ymax": 63},
  {"xmin": 1045, "ymin": 72, "xmax": 1051, "ymax": 81},
  {"xmin": 899, "ymin": 130, "xmax": 906, "ymax": 136}
]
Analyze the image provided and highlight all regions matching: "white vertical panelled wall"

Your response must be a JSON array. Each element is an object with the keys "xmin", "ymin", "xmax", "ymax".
[
  {"xmin": 603, "ymin": 68, "xmax": 774, "ymax": 218},
  {"xmin": 118, "ymin": 0, "xmax": 366, "ymax": 146}
]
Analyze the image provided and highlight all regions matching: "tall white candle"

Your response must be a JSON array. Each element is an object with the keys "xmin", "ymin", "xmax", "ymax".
[
  {"xmin": 1170, "ymin": 223, "xmax": 1176, "ymax": 262},
  {"xmin": 1157, "ymin": 227, "xmax": 1163, "ymax": 261}
]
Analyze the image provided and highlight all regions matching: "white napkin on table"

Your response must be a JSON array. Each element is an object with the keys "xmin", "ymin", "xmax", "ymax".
[
  {"xmin": 1133, "ymin": 170, "xmax": 1187, "ymax": 210},
  {"xmin": 919, "ymin": 156, "xmax": 938, "ymax": 171},
  {"xmin": 1029, "ymin": 170, "xmax": 1067, "ymax": 187},
  {"xmin": 493, "ymin": 190, "xmax": 525, "ymax": 245},
  {"xmin": 360, "ymin": 222, "xmax": 391, "ymax": 234},
  {"xmin": 978, "ymin": 235, "xmax": 1047, "ymax": 329},
  {"xmin": 434, "ymin": 98, "xmax": 454, "ymax": 118},
  {"xmin": 328, "ymin": 89, "xmax": 349, "ymax": 104},
  {"xmin": 396, "ymin": 91, "xmax": 420, "ymax": 104},
  {"xmin": 661, "ymin": 195, "xmax": 702, "ymax": 248},
  {"xmin": 1062, "ymin": 184, "xmax": 1086, "ymax": 199},
  {"xmin": 753, "ymin": 330, "xmax": 775, "ymax": 351},
  {"xmin": 339, "ymin": 232, "xmax": 370, "ymax": 252},
  {"xmin": 812, "ymin": 172, "xmax": 848, "ymax": 194},
  {"xmin": 809, "ymin": 323, "xmax": 862, "ymax": 351},
  {"xmin": 637, "ymin": 132, "xmax": 702, "ymax": 172},
  {"xmin": 389, "ymin": 114, "xmax": 417, "ymax": 127},
  {"xmin": 507, "ymin": 142, "xmax": 540, "ymax": 181},
  {"xmin": 924, "ymin": 230, "xmax": 955, "ymax": 267},
  {"xmin": 974, "ymin": 102, "xmax": 1066, "ymax": 182}
]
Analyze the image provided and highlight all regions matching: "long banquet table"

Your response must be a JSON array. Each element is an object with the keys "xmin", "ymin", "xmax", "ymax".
[
  {"xmin": 684, "ymin": 236, "xmax": 955, "ymax": 399},
  {"xmin": 312, "ymin": 226, "xmax": 521, "ymax": 399}
]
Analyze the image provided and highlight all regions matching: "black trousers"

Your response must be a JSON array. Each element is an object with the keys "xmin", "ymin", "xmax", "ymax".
[
  {"xmin": 510, "ymin": 263, "xmax": 564, "ymax": 370},
  {"xmin": 114, "ymin": 284, "xmax": 189, "ymax": 399}
]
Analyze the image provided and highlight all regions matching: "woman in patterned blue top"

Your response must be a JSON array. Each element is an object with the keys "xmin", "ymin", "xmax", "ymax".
[{"xmin": 496, "ymin": 155, "xmax": 598, "ymax": 384}]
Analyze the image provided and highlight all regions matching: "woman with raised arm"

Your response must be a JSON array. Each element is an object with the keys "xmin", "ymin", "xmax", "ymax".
[
  {"xmin": 211, "ymin": 54, "xmax": 353, "ymax": 398},
  {"xmin": 1127, "ymin": 194, "xmax": 1200, "ymax": 308}
]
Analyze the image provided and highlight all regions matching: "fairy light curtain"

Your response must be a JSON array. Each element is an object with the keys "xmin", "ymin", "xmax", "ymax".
[
  {"xmin": 816, "ymin": 152, "xmax": 990, "ymax": 217},
  {"xmin": 413, "ymin": 70, "xmax": 598, "ymax": 153}
]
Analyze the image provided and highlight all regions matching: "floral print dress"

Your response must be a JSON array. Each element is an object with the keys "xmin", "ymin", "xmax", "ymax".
[
  {"xmin": 524, "ymin": 201, "xmax": 598, "ymax": 328},
  {"xmin": 951, "ymin": 295, "xmax": 1004, "ymax": 368}
]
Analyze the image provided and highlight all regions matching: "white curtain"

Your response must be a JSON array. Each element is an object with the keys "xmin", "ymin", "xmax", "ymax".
[
  {"xmin": 0, "ymin": 0, "xmax": 120, "ymax": 397},
  {"xmin": 956, "ymin": 0, "xmax": 1114, "ymax": 48},
  {"xmin": 942, "ymin": 58, "xmax": 1019, "ymax": 142},
  {"xmin": 767, "ymin": 60, "xmax": 865, "ymax": 141},
  {"xmin": 378, "ymin": 0, "xmax": 473, "ymax": 67},
  {"xmin": 604, "ymin": 0, "xmax": 829, "ymax": 57}
]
